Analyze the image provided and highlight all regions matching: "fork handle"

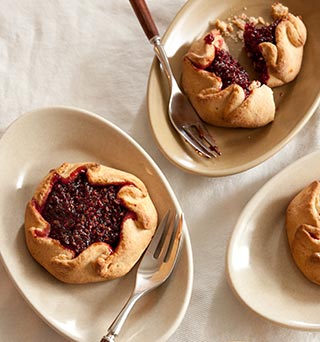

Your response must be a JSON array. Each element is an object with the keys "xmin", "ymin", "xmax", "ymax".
[
  {"xmin": 129, "ymin": 0, "xmax": 159, "ymax": 41},
  {"xmin": 129, "ymin": 0, "xmax": 174, "ymax": 89},
  {"xmin": 100, "ymin": 292, "xmax": 143, "ymax": 341}
]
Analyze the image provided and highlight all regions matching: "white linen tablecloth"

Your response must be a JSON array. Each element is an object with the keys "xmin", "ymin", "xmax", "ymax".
[{"xmin": 0, "ymin": 1, "xmax": 319, "ymax": 341}]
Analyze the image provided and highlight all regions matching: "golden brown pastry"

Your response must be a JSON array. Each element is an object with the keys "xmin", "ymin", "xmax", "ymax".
[
  {"xmin": 286, "ymin": 181, "xmax": 320, "ymax": 285},
  {"xmin": 244, "ymin": 2, "xmax": 307, "ymax": 87},
  {"xmin": 25, "ymin": 162, "xmax": 158, "ymax": 284},
  {"xmin": 181, "ymin": 29, "xmax": 275, "ymax": 128}
]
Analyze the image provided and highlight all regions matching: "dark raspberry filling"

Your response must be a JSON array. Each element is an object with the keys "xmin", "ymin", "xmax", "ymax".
[
  {"xmin": 40, "ymin": 170, "xmax": 131, "ymax": 256},
  {"xmin": 206, "ymin": 48, "xmax": 251, "ymax": 96},
  {"xmin": 244, "ymin": 21, "xmax": 279, "ymax": 83},
  {"xmin": 309, "ymin": 232, "xmax": 320, "ymax": 240}
]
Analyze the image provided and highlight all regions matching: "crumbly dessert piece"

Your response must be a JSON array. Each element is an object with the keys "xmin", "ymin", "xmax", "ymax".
[
  {"xmin": 243, "ymin": 3, "xmax": 307, "ymax": 87},
  {"xmin": 271, "ymin": 2, "xmax": 289, "ymax": 19},
  {"xmin": 181, "ymin": 30, "xmax": 275, "ymax": 128},
  {"xmin": 25, "ymin": 162, "xmax": 158, "ymax": 284},
  {"xmin": 213, "ymin": 2, "xmax": 307, "ymax": 87},
  {"xmin": 213, "ymin": 9, "xmax": 266, "ymax": 42},
  {"xmin": 286, "ymin": 181, "xmax": 320, "ymax": 285}
]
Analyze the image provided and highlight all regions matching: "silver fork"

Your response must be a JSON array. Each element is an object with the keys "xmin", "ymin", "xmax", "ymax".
[
  {"xmin": 100, "ymin": 210, "xmax": 183, "ymax": 342},
  {"xmin": 129, "ymin": 0, "xmax": 221, "ymax": 158}
]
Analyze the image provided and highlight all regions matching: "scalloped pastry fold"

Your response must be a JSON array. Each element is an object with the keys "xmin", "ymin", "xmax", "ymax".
[
  {"xmin": 259, "ymin": 5, "xmax": 307, "ymax": 87},
  {"xmin": 286, "ymin": 181, "xmax": 320, "ymax": 285},
  {"xmin": 181, "ymin": 30, "xmax": 275, "ymax": 128}
]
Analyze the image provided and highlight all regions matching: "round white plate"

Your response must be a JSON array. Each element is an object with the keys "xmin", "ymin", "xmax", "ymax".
[
  {"xmin": 147, "ymin": 0, "xmax": 320, "ymax": 176},
  {"xmin": 0, "ymin": 106, "xmax": 193, "ymax": 342},
  {"xmin": 227, "ymin": 149, "xmax": 320, "ymax": 330}
]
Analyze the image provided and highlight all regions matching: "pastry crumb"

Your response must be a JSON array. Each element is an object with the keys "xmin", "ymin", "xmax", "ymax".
[
  {"xmin": 232, "ymin": 17, "xmax": 246, "ymax": 30},
  {"xmin": 271, "ymin": 2, "xmax": 289, "ymax": 19},
  {"xmin": 227, "ymin": 23, "xmax": 234, "ymax": 32},
  {"xmin": 213, "ymin": 2, "xmax": 288, "ymax": 42},
  {"xmin": 214, "ymin": 11, "xmax": 256, "ymax": 42},
  {"xmin": 248, "ymin": 16, "xmax": 258, "ymax": 25},
  {"xmin": 215, "ymin": 19, "xmax": 228, "ymax": 33},
  {"xmin": 237, "ymin": 30, "xmax": 244, "ymax": 40}
]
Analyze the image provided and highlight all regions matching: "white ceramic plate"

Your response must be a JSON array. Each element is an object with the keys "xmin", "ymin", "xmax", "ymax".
[
  {"xmin": 227, "ymin": 149, "xmax": 320, "ymax": 330},
  {"xmin": 147, "ymin": 0, "xmax": 320, "ymax": 176},
  {"xmin": 0, "ymin": 107, "xmax": 193, "ymax": 342}
]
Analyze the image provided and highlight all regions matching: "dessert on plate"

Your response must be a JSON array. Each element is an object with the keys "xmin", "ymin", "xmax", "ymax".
[
  {"xmin": 181, "ymin": 29, "xmax": 275, "ymax": 128},
  {"xmin": 244, "ymin": 2, "xmax": 307, "ymax": 87},
  {"xmin": 25, "ymin": 162, "xmax": 158, "ymax": 284},
  {"xmin": 286, "ymin": 180, "xmax": 320, "ymax": 285},
  {"xmin": 181, "ymin": 3, "xmax": 307, "ymax": 128}
]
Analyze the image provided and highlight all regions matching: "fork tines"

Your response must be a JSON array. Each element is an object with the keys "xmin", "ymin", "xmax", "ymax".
[
  {"xmin": 182, "ymin": 123, "xmax": 221, "ymax": 158},
  {"xmin": 151, "ymin": 210, "xmax": 182, "ymax": 264}
]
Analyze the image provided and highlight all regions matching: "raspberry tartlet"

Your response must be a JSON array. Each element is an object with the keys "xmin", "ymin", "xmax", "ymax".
[
  {"xmin": 25, "ymin": 162, "xmax": 158, "ymax": 284},
  {"xmin": 286, "ymin": 181, "xmax": 320, "ymax": 285},
  {"xmin": 244, "ymin": 2, "xmax": 307, "ymax": 87},
  {"xmin": 182, "ymin": 29, "xmax": 275, "ymax": 128}
]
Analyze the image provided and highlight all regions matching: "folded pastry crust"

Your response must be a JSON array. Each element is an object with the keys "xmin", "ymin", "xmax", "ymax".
[
  {"xmin": 260, "ymin": 5, "xmax": 307, "ymax": 87},
  {"xmin": 25, "ymin": 162, "xmax": 158, "ymax": 284},
  {"xmin": 286, "ymin": 181, "xmax": 320, "ymax": 285},
  {"xmin": 181, "ymin": 30, "xmax": 275, "ymax": 128}
]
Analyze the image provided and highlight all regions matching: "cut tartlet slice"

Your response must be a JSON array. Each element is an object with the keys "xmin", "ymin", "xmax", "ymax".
[
  {"xmin": 182, "ymin": 29, "xmax": 275, "ymax": 128},
  {"xmin": 25, "ymin": 162, "xmax": 158, "ymax": 284},
  {"xmin": 244, "ymin": 2, "xmax": 307, "ymax": 87}
]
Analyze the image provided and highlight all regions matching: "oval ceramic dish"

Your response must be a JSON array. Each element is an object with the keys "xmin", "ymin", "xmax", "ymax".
[
  {"xmin": 227, "ymin": 150, "xmax": 320, "ymax": 330},
  {"xmin": 0, "ymin": 107, "xmax": 193, "ymax": 342},
  {"xmin": 147, "ymin": 0, "xmax": 320, "ymax": 176}
]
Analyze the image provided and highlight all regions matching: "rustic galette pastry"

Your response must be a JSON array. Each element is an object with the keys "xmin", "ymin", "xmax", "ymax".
[
  {"xmin": 244, "ymin": 2, "xmax": 307, "ymax": 87},
  {"xmin": 286, "ymin": 181, "xmax": 320, "ymax": 285},
  {"xmin": 181, "ymin": 29, "xmax": 275, "ymax": 128},
  {"xmin": 25, "ymin": 162, "xmax": 158, "ymax": 284}
]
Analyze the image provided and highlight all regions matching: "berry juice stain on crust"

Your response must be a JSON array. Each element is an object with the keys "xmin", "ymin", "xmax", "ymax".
[
  {"xmin": 41, "ymin": 170, "xmax": 131, "ymax": 256},
  {"xmin": 204, "ymin": 32, "xmax": 215, "ymax": 45}
]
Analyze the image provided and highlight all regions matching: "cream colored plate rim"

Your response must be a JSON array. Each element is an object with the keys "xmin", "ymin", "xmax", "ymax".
[
  {"xmin": 147, "ymin": 0, "xmax": 320, "ymax": 177},
  {"xmin": 227, "ymin": 149, "xmax": 320, "ymax": 330},
  {"xmin": 0, "ymin": 106, "xmax": 193, "ymax": 342}
]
